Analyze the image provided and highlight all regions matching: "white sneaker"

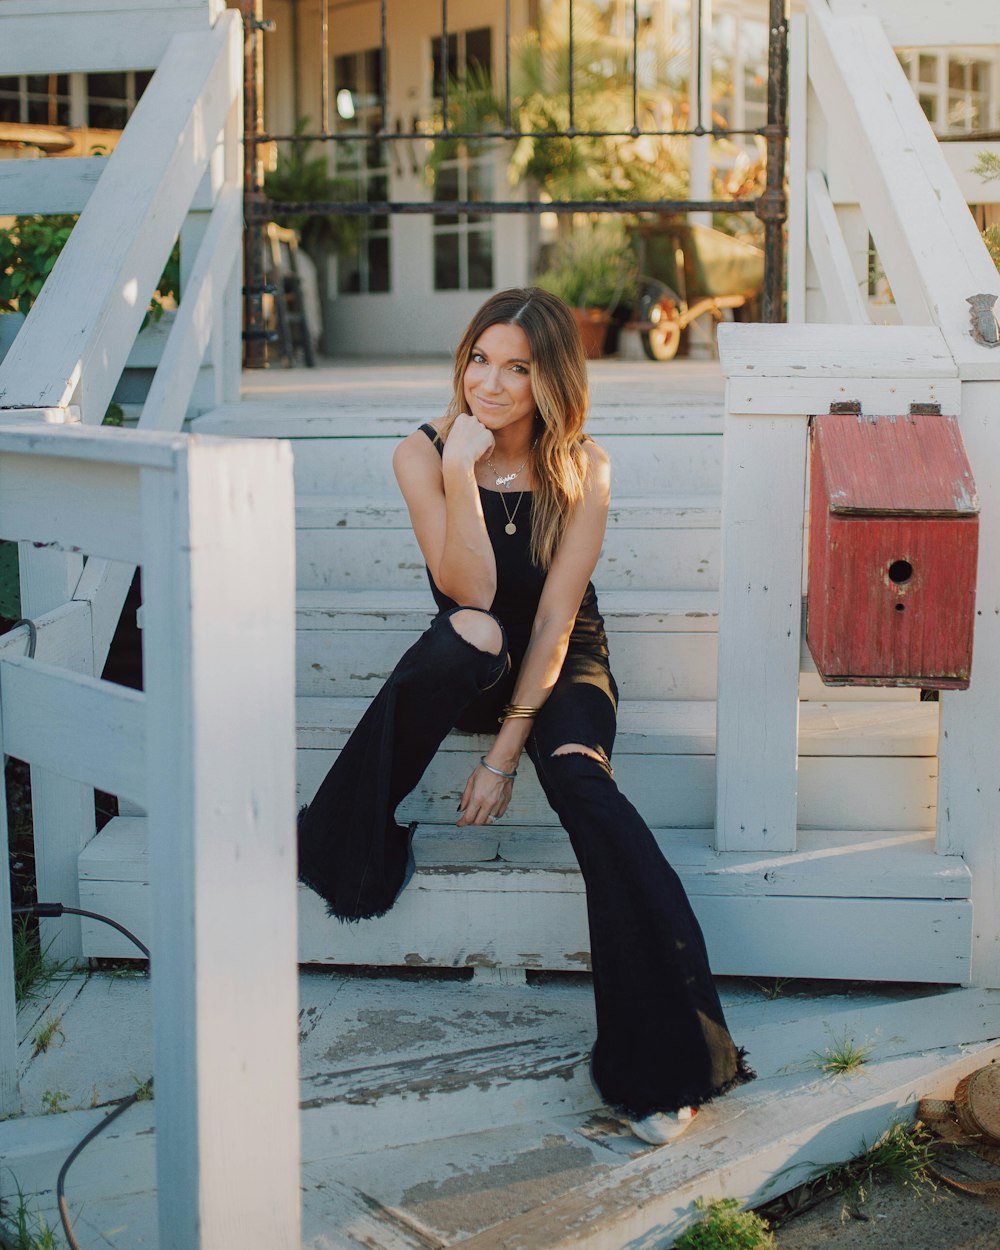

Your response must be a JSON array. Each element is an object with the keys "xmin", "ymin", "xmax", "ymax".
[{"xmin": 628, "ymin": 1105, "xmax": 698, "ymax": 1145}]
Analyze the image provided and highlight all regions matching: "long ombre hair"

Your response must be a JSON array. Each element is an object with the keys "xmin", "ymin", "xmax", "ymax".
[{"xmin": 436, "ymin": 287, "xmax": 590, "ymax": 569}]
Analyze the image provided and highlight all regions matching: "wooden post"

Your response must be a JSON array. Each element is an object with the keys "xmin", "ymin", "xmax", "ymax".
[
  {"xmin": 937, "ymin": 386, "xmax": 1000, "ymax": 990},
  {"xmin": 716, "ymin": 410, "xmax": 807, "ymax": 852},
  {"xmin": 140, "ymin": 437, "xmax": 300, "ymax": 1249}
]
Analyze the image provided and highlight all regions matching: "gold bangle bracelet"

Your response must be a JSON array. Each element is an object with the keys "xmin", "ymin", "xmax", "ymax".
[{"xmin": 498, "ymin": 704, "xmax": 541, "ymax": 724}]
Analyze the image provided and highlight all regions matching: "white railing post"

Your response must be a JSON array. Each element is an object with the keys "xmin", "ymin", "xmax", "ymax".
[
  {"xmin": 140, "ymin": 437, "xmax": 300, "ymax": 1249},
  {"xmin": 716, "ymin": 401, "xmax": 807, "ymax": 854}
]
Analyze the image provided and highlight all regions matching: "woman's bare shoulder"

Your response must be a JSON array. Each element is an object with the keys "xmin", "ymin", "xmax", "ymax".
[
  {"xmin": 580, "ymin": 437, "xmax": 611, "ymax": 487},
  {"xmin": 393, "ymin": 422, "xmax": 444, "ymax": 483}
]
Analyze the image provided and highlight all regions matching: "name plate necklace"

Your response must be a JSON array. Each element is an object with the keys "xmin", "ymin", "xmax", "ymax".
[{"xmin": 486, "ymin": 440, "xmax": 536, "ymax": 535}]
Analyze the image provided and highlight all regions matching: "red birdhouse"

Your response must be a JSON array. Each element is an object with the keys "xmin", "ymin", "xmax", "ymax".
[{"xmin": 806, "ymin": 412, "xmax": 979, "ymax": 689}]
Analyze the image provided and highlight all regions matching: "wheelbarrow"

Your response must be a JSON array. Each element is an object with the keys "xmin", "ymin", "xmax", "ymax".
[{"xmin": 629, "ymin": 219, "xmax": 764, "ymax": 360}]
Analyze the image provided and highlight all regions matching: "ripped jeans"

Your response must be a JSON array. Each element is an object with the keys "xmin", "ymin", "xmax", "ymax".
[{"xmin": 297, "ymin": 604, "xmax": 754, "ymax": 1118}]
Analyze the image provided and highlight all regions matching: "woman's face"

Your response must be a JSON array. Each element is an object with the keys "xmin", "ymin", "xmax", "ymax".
[{"xmin": 463, "ymin": 322, "xmax": 536, "ymax": 437}]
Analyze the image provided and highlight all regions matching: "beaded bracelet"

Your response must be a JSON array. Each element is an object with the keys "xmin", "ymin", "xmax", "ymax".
[{"xmin": 479, "ymin": 755, "xmax": 517, "ymax": 780}]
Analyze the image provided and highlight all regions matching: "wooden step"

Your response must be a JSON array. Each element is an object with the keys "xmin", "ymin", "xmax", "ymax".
[
  {"xmin": 297, "ymin": 588, "xmax": 720, "ymax": 700},
  {"xmin": 194, "ymin": 400, "xmax": 724, "ymax": 441},
  {"xmin": 191, "ymin": 408, "xmax": 723, "ymax": 496},
  {"xmin": 10, "ymin": 972, "xmax": 998, "ymax": 1247},
  {"xmin": 294, "ymin": 587, "xmax": 920, "ymax": 704},
  {"xmin": 294, "ymin": 495, "xmax": 721, "ymax": 592},
  {"xmin": 294, "ymin": 697, "xmax": 939, "ymax": 830},
  {"xmin": 79, "ymin": 819, "xmax": 969, "ymax": 979}
]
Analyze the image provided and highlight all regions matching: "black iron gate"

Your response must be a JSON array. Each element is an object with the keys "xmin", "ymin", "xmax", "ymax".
[{"xmin": 241, "ymin": 0, "xmax": 788, "ymax": 366}]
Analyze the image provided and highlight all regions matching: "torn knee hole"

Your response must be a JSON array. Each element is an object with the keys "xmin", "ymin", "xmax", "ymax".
[
  {"xmin": 552, "ymin": 743, "xmax": 609, "ymax": 767},
  {"xmin": 449, "ymin": 608, "xmax": 504, "ymax": 655}
]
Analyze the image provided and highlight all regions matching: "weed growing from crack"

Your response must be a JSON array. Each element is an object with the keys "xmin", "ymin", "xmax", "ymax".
[
  {"xmin": 813, "ymin": 1032, "xmax": 875, "ymax": 1075},
  {"xmin": 673, "ymin": 1198, "xmax": 776, "ymax": 1250}
]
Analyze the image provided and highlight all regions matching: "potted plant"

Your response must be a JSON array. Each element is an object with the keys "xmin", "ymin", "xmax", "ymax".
[{"xmin": 535, "ymin": 219, "xmax": 637, "ymax": 356}]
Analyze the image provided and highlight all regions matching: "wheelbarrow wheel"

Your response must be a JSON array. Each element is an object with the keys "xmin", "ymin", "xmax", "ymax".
[
  {"xmin": 638, "ymin": 285, "xmax": 683, "ymax": 361},
  {"xmin": 642, "ymin": 316, "xmax": 682, "ymax": 361}
]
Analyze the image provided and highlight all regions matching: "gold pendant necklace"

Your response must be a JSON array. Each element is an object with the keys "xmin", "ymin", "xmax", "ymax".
[{"xmin": 498, "ymin": 490, "xmax": 525, "ymax": 536}]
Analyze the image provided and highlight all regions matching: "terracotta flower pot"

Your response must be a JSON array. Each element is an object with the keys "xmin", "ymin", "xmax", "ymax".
[{"xmin": 572, "ymin": 307, "xmax": 611, "ymax": 359}]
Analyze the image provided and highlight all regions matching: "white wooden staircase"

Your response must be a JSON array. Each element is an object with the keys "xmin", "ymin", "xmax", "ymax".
[{"xmin": 78, "ymin": 360, "xmax": 971, "ymax": 983}]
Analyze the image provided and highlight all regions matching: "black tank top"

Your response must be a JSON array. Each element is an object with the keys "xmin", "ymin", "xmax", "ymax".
[{"xmin": 418, "ymin": 423, "xmax": 607, "ymax": 656}]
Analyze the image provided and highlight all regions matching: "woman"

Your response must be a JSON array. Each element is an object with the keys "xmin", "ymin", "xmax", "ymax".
[{"xmin": 297, "ymin": 287, "xmax": 754, "ymax": 1144}]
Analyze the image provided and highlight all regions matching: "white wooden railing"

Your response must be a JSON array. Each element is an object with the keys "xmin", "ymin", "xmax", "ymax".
[
  {"xmin": 0, "ymin": 4, "xmax": 303, "ymax": 1244},
  {"xmin": 0, "ymin": 423, "xmax": 300, "ymax": 1248},
  {"xmin": 0, "ymin": 0, "xmax": 243, "ymax": 963},
  {"xmin": 716, "ymin": 0, "xmax": 1000, "ymax": 986}
]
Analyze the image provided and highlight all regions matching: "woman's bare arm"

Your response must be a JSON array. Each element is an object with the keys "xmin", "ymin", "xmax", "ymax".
[{"xmin": 393, "ymin": 415, "xmax": 497, "ymax": 608}]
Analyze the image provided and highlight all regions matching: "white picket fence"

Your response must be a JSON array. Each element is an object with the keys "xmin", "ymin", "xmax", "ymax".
[
  {"xmin": 0, "ymin": 4, "xmax": 305, "ymax": 1246},
  {"xmin": 717, "ymin": 0, "xmax": 1000, "ymax": 985}
]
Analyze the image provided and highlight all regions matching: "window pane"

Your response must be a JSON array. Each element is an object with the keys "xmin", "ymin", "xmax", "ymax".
[
  {"xmin": 919, "ymin": 94, "xmax": 936, "ymax": 124},
  {"xmin": 135, "ymin": 70, "xmax": 154, "ymax": 98},
  {"xmin": 338, "ymin": 241, "xmax": 363, "ymax": 294},
  {"xmin": 88, "ymin": 101, "xmax": 128, "ymax": 129},
  {"xmin": 363, "ymin": 48, "xmax": 383, "ymax": 107},
  {"xmin": 431, "ymin": 33, "xmax": 459, "ymax": 98},
  {"xmin": 368, "ymin": 235, "xmax": 390, "ymax": 292},
  {"xmin": 467, "ymin": 229, "xmax": 494, "ymax": 289},
  {"xmin": 334, "ymin": 54, "xmax": 358, "ymax": 94},
  {"xmin": 434, "ymin": 232, "xmax": 461, "ymax": 289},
  {"xmin": 465, "ymin": 28, "xmax": 492, "ymax": 81},
  {"xmin": 88, "ymin": 72, "xmax": 127, "ymax": 99},
  {"xmin": 918, "ymin": 54, "xmax": 937, "ymax": 85},
  {"xmin": 436, "ymin": 165, "xmax": 460, "ymax": 224},
  {"xmin": 0, "ymin": 96, "xmax": 19, "ymax": 123},
  {"xmin": 27, "ymin": 97, "xmax": 70, "ymax": 125},
  {"xmin": 467, "ymin": 159, "xmax": 492, "ymax": 201},
  {"xmin": 971, "ymin": 61, "xmax": 988, "ymax": 94},
  {"xmin": 948, "ymin": 58, "xmax": 966, "ymax": 91},
  {"xmin": 26, "ymin": 74, "xmax": 66, "ymax": 94},
  {"xmin": 948, "ymin": 93, "xmax": 975, "ymax": 130},
  {"xmin": 896, "ymin": 51, "xmax": 913, "ymax": 76}
]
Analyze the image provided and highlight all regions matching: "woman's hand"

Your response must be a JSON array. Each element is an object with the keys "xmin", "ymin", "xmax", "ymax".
[
  {"xmin": 443, "ymin": 412, "xmax": 494, "ymax": 473},
  {"xmin": 457, "ymin": 761, "xmax": 513, "ymax": 827}
]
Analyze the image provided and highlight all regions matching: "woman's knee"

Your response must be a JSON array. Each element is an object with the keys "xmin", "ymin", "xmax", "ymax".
[{"xmin": 448, "ymin": 607, "xmax": 504, "ymax": 656}]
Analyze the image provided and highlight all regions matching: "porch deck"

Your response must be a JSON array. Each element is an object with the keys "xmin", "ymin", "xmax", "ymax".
[{"xmin": 9, "ymin": 965, "xmax": 1000, "ymax": 1249}]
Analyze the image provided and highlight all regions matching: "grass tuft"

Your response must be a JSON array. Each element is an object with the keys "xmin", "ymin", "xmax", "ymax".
[
  {"xmin": 1, "ymin": 1175, "xmax": 61, "ymax": 1249},
  {"xmin": 13, "ymin": 919, "xmax": 75, "ymax": 1006},
  {"xmin": 673, "ymin": 1198, "xmax": 776, "ymax": 1250},
  {"xmin": 802, "ymin": 1119, "xmax": 937, "ymax": 1210},
  {"xmin": 30, "ymin": 1014, "xmax": 64, "ymax": 1058},
  {"xmin": 751, "ymin": 977, "xmax": 795, "ymax": 1001},
  {"xmin": 813, "ymin": 1032, "xmax": 875, "ymax": 1075},
  {"xmin": 39, "ymin": 1090, "xmax": 68, "ymax": 1116}
]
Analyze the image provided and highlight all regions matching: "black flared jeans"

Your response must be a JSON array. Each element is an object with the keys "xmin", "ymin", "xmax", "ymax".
[{"xmin": 297, "ymin": 606, "xmax": 753, "ymax": 1118}]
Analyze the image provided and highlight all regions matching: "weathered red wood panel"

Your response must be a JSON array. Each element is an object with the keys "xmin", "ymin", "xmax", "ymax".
[
  {"xmin": 816, "ymin": 413, "xmax": 979, "ymax": 515},
  {"xmin": 807, "ymin": 413, "xmax": 979, "ymax": 688}
]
